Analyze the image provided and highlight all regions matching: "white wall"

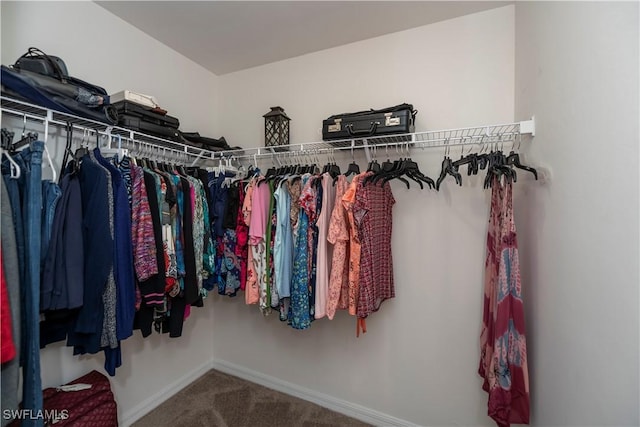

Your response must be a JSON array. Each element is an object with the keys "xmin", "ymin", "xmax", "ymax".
[
  {"xmin": 4, "ymin": 2, "xmax": 636, "ymax": 426},
  {"xmin": 1, "ymin": 1, "xmax": 218, "ymax": 134},
  {"xmin": 215, "ymin": 7, "xmax": 515, "ymax": 426},
  {"xmin": 1, "ymin": 2, "xmax": 219, "ymax": 424},
  {"xmin": 515, "ymin": 2, "xmax": 639, "ymax": 426}
]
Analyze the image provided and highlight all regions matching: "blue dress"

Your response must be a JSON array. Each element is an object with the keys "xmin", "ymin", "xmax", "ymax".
[{"xmin": 289, "ymin": 176, "xmax": 311, "ymax": 329}]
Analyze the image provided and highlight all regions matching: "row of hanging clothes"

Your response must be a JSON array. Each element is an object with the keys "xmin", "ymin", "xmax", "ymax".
[
  {"xmin": 48, "ymin": 128, "xmax": 231, "ymax": 375},
  {"xmin": 1, "ymin": 122, "xmax": 225, "ymax": 389},
  {"xmin": 212, "ymin": 141, "xmax": 538, "ymax": 338},
  {"xmin": 215, "ymin": 149, "xmax": 397, "ymax": 337},
  {"xmin": 0, "ymin": 116, "xmax": 536, "ymax": 427}
]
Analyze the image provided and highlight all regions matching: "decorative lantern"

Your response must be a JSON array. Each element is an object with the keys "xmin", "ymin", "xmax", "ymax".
[{"xmin": 263, "ymin": 106, "xmax": 290, "ymax": 151}]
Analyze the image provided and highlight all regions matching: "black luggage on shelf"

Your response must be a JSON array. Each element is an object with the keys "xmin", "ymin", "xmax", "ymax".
[
  {"xmin": 112, "ymin": 100, "xmax": 181, "ymax": 142},
  {"xmin": 180, "ymin": 132, "xmax": 231, "ymax": 150},
  {"xmin": 118, "ymin": 115, "xmax": 181, "ymax": 142},
  {"xmin": 112, "ymin": 100, "xmax": 180, "ymax": 129},
  {"xmin": 2, "ymin": 47, "xmax": 117, "ymax": 124},
  {"xmin": 322, "ymin": 103, "xmax": 417, "ymax": 141}
]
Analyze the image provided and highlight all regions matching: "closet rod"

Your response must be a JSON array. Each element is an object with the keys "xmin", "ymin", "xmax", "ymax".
[
  {"xmin": 214, "ymin": 118, "xmax": 536, "ymax": 163},
  {"xmin": 0, "ymin": 96, "xmax": 222, "ymax": 163}
]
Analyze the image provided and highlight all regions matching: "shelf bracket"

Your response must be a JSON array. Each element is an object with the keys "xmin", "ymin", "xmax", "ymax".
[{"xmin": 519, "ymin": 116, "xmax": 535, "ymax": 137}]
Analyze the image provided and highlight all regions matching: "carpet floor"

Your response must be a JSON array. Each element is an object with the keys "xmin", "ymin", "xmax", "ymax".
[{"xmin": 132, "ymin": 370, "xmax": 372, "ymax": 427}]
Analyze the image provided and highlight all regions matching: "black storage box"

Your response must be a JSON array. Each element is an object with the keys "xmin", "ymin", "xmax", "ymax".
[
  {"xmin": 112, "ymin": 100, "xmax": 180, "ymax": 129},
  {"xmin": 322, "ymin": 103, "xmax": 417, "ymax": 141},
  {"xmin": 118, "ymin": 116, "xmax": 181, "ymax": 142}
]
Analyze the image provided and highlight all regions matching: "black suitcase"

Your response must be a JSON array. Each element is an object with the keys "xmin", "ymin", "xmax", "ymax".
[
  {"xmin": 322, "ymin": 103, "xmax": 417, "ymax": 141},
  {"xmin": 119, "ymin": 115, "xmax": 181, "ymax": 142},
  {"xmin": 112, "ymin": 100, "xmax": 180, "ymax": 129},
  {"xmin": 180, "ymin": 132, "xmax": 231, "ymax": 150}
]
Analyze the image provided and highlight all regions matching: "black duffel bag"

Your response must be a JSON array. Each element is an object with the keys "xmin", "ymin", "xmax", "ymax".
[
  {"xmin": 2, "ymin": 47, "xmax": 117, "ymax": 124},
  {"xmin": 322, "ymin": 103, "xmax": 417, "ymax": 141},
  {"xmin": 180, "ymin": 132, "xmax": 231, "ymax": 150}
]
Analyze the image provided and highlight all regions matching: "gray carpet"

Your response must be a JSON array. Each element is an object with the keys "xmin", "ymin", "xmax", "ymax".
[{"xmin": 132, "ymin": 370, "xmax": 371, "ymax": 427}]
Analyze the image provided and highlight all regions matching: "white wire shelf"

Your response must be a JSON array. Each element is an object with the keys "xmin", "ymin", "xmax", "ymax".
[
  {"xmin": 0, "ymin": 96, "xmax": 223, "ymax": 162},
  {"xmin": 1, "ymin": 96, "xmax": 535, "ymax": 166},
  {"xmin": 214, "ymin": 118, "xmax": 535, "ymax": 164}
]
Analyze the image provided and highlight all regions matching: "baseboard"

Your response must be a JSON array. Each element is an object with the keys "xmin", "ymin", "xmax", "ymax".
[
  {"xmin": 212, "ymin": 359, "xmax": 420, "ymax": 427},
  {"xmin": 120, "ymin": 359, "xmax": 213, "ymax": 426}
]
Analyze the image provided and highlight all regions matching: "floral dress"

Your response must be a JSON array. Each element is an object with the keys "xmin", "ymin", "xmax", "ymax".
[
  {"xmin": 221, "ymin": 229, "xmax": 241, "ymax": 296},
  {"xmin": 342, "ymin": 173, "xmax": 367, "ymax": 316},
  {"xmin": 326, "ymin": 175, "xmax": 350, "ymax": 319},
  {"xmin": 288, "ymin": 175, "xmax": 311, "ymax": 329},
  {"xmin": 235, "ymin": 183, "xmax": 249, "ymax": 291},
  {"xmin": 300, "ymin": 177, "xmax": 319, "ymax": 319}
]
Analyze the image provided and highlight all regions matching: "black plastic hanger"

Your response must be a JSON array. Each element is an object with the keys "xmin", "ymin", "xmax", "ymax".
[
  {"xmin": 392, "ymin": 159, "xmax": 423, "ymax": 189},
  {"xmin": 370, "ymin": 157, "xmax": 396, "ymax": 183},
  {"xmin": 403, "ymin": 159, "xmax": 435, "ymax": 190},
  {"xmin": 435, "ymin": 157, "xmax": 462, "ymax": 191},
  {"xmin": 328, "ymin": 163, "xmax": 341, "ymax": 178},
  {"xmin": 73, "ymin": 129, "xmax": 90, "ymax": 163},
  {"xmin": 453, "ymin": 153, "xmax": 480, "ymax": 176},
  {"xmin": 1, "ymin": 129, "xmax": 15, "ymax": 151},
  {"xmin": 506, "ymin": 151, "xmax": 537, "ymax": 180},
  {"xmin": 12, "ymin": 131, "xmax": 38, "ymax": 152},
  {"xmin": 371, "ymin": 158, "xmax": 409, "ymax": 189},
  {"xmin": 258, "ymin": 165, "xmax": 277, "ymax": 186},
  {"xmin": 344, "ymin": 161, "xmax": 360, "ymax": 177},
  {"xmin": 59, "ymin": 122, "xmax": 74, "ymax": 178},
  {"xmin": 367, "ymin": 158, "xmax": 381, "ymax": 173},
  {"xmin": 483, "ymin": 150, "xmax": 517, "ymax": 189}
]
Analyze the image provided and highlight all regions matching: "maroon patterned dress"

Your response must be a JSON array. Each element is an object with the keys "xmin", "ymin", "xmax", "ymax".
[
  {"xmin": 479, "ymin": 177, "xmax": 530, "ymax": 427},
  {"xmin": 353, "ymin": 179, "xmax": 396, "ymax": 325}
]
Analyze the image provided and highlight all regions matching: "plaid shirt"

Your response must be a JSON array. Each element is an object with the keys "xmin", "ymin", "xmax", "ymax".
[{"xmin": 353, "ymin": 179, "xmax": 396, "ymax": 318}]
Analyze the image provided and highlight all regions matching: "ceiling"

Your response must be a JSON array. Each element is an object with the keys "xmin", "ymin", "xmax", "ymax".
[{"xmin": 96, "ymin": 1, "xmax": 508, "ymax": 76}]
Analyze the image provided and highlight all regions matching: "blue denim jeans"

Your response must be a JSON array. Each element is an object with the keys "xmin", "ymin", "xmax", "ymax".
[
  {"xmin": 17, "ymin": 141, "xmax": 45, "ymax": 427},
  {"xmin": 41, "ymin": 180, "xmax": 62, "ymax": 267},
  {"xmin": 2, "ymin": 155, "xmax": 26, "ymax": 298}
]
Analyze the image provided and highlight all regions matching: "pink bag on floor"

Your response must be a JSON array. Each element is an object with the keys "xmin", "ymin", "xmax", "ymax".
[{"xmin": 9, "ymin": 370, "xmax": 118, "ymax": 426}]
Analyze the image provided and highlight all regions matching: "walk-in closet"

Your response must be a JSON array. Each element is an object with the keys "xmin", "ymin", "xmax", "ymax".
[{"xmin": 0, "ymin": 2, "xmax": 638, "ymax": 426}]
